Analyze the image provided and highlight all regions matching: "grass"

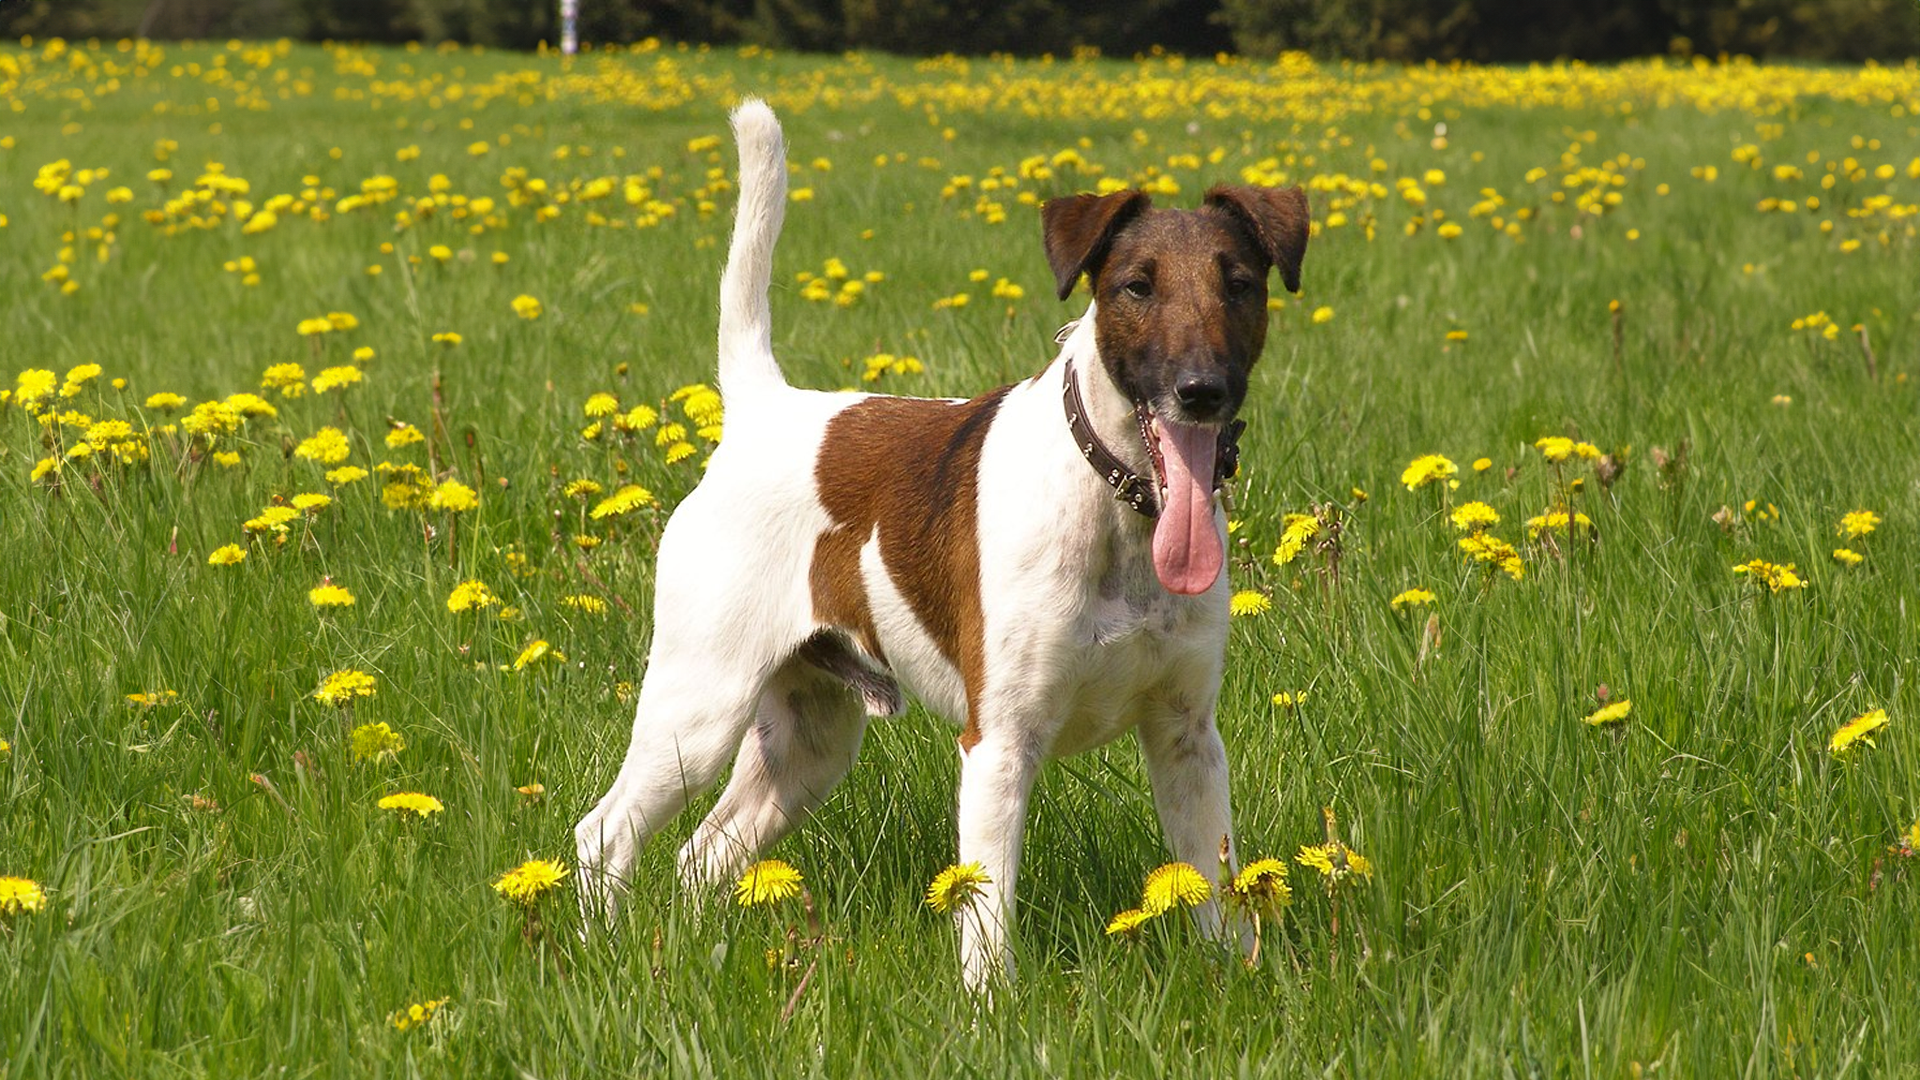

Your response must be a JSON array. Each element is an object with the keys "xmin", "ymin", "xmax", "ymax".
[{"xmin": 2, "ymin": 36, "xmax": 1919, "ymax": 1077}]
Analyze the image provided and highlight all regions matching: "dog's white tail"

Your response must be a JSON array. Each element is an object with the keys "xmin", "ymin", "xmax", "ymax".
[{"xmin": 716, "ymin": 98, "xmax": 788, "ymax": 400}]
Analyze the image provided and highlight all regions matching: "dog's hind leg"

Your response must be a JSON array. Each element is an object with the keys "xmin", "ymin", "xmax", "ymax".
[
  {"xmin": 677, "ymin": 656, "xmax": 869, "ymax": 886},
  {"xmin": 573, "ymin": 646, "xmax": 775, "ymax": 919}
]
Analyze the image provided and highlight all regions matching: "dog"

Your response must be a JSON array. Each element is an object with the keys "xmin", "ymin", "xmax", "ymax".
[{"xmin": 575, "ymin": 98, "xmax": 1308, "ymax": 990}]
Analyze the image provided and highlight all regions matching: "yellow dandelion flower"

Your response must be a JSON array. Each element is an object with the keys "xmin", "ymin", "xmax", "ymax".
[
  {"xmin": 0, "ymin": 876, "xmax": 49, "ymax": 916},
  {"xmin": 389, "ymin": 997, "xmax": 449, "ymax": 1032},
  {"xmin": 295, "ymin": 427, "xmax": 351, "ymax": 465},
  {"xmin": 1534, "ymin": 436, "xmax": 1575, "ymax": 463},
  {"xmin": 1272, "ymin": 512, "xmax": 1320, "ymax": 565},
  {"xmin": 1732, "ymin": 558, "xmax": 1807, "ymax": 593},
  {"xmin": 1228, "ymin": 858, "xmax": 1293, "ymax": 914},
  {"xmin": 144, "ymin": 391, "xmax": 187, "ymax": 412},
  {"xmin": 562, "ymin": 594, "xmax": 608, "ymax": 615},
  {"xmin": 1833, "ymin": 548, "xmax": 1864, "ymax": 566},
  {"xmin": 260, "ymin": 362, "xmax": 307, "ymax": 397},
  {"xmin": 1401, "ymin": 454, "xmax": 1458, "ymax": 491},
  {"xmin": 563, "ymin": 478, "xmax": 604, "ymax": 499},
  {"xmin": 428, "ymin": 480, "xmax": 478, "ymax": 513},
  {"xmin": 1837, "ymin": 510, "xmax": 1881, "ymax": 539},
  {"xmin": 1389, "ymin": 587, "xmax": 1435, "ymax": 611},
  {"xmin": 207, "ymin": 543, "xmax": 248, "ymax": 566},
  {"xmin": 582, "ymin": 393, "xmax": 619, "ymax": 417},
  {"xmin": 291, "ymin": 493, "xmax": 332, "ymax": 513},
  {"xmin": 243, "ymin": 505, "xmax": 301, "ymax": 535},
  {"xmin": 1311, "ymin": 305, "xmax": 1334, "ymax": 324},
  {"xmin": 377, "ymin": 792, "xmax": 444, "ymax": 818},
  {"xmin": 1472, "ymin": 457, "xmax": 1492, "ymax": 472},
  {"xmin": 734, "ymin": 859, "xmax": 804, "ymax": 907},
  {"xmin": 924, "ymin": 862, "xmax": 992, "ymax": 913},
  {"xmin": 1229, "ymin": 590, "xmax": 1271, "ymax": 617},
  {"xmin": 1296, "ymin": 842, "xmax": 1373, "ymax": 884},
  {"xmin": 493, "ymin": 859, "xmax": 569, "ymax": 906},
  {"xmin": 447, "ymin": 579, "xmax": 498, "ymax": 613},
  {"xmin": 223, "ymin": 393, "xmax": 278, "ymax": 419},
  {"xmin": 1830, "ymin": 708, "xmax": 1889, "ymax": 755},
  {"xmin": 590, "ymin": 484, "xmax": 656, "ymax": 519},
  {"xmin": 15, "ymin": 369, "xmax": 59, "ymax": 408},
  {"xmin": 309, "ymin": 582, "xmax": 355, "ymax": 608},
  {"xmin": 314, "ymin": 668, "xmax": 377, "ymax": 706},
  {"xmin": 511, "ymin": 294, "xmax": 543, "ymax": 320},
  {"xmin": 1449, "ymin": 501, "xmax": 1499, "ymax": 532},
  {"xmin": 311, "ymin": 366, "xmax": 363, "ymax": 393},
  {"xmin": 1458, "ymin": 533, "xmax": 1526, "ymax": 580},
  {"xmin": 680, "ymin": 388, "xmax": 724, "ymax": 426},
  {"xmin": 1583, "ymin": 699, "xmax": 1633, "ymax": 727},
  {"xmin": 384, "ymin": 424, "xmax": 425, "ymax": 449},
  {"xmin": 1140, "ymin": 862, "xmax": 1211, "ymax": 916},
  {"xmin": 181, "ymin": 400, "xmax": 243, "ymax": 438},
  {"xmin": 349, "ymin": 721, "xmax": 406, "ymax": 763},
  {"xmin": 326, "ymin": 465, "xmax": 369, "ymax": 486},
  {"xmin": 513, "ymin": 640, "xmax": 563, "ymax": 670},
  {"xmin": 60, "ymin": 363, "xmax": 103, "ymax": 397},
  {"xmin": 1105, "ymin": 907, "xmax": 1154, "ymax": 939},
  {"xmin": 431, "ymin": 332, "xmax": 462, "ymax": 346},
  {"xmin": 125, "ymin": 690, "xmax": 180, "ymax": 708},
  {"xmin": 1524, "ymin": 507, "xmax": 1595, "ymax": 539}
]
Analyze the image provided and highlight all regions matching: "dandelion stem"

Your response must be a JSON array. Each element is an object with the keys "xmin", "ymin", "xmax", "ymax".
[{"xmin": 779, "ymin": 958, "xmax": 817, "ymax": 1023}]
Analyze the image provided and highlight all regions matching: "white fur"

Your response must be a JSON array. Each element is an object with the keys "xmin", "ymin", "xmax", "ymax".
[{"xmin": 576, "ymin": 100, "xmax": 1243, "ymax": 992}]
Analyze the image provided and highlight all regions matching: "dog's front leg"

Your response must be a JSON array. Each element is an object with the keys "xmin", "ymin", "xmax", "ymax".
[
  {"xmin": 954, "ymin": 731, "xmax": 1043, "ymax": 994},
  {"xmin": 1138, "ymin": 708, "xmax": 1248, "ymax": 952}
]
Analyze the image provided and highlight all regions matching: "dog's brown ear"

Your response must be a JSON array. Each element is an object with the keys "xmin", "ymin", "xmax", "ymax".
[
  {"xmin": 1041, "ymin": 190, "xmax": 1151, "ymax": 301},
  {"xmin": 1204, "ymin": 185, "xmax": 1310, "ymax": 294}
]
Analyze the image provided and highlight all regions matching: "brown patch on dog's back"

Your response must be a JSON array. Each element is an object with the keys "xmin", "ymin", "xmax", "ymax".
[{"xmin": 810, "ymin": 388, "xmax": 1009, "ymax": 744}]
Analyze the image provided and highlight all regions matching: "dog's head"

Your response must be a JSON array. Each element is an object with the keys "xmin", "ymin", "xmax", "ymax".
[
  {"xmin": 1041, "ymin": 185, "xmax": 1309, "ymax": 594},
  {"xmin": 1041, "ymin": 184, "xmax": 1308, "ymax": 429}
]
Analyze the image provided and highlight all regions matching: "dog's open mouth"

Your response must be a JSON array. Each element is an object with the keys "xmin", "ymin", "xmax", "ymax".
[{"xmin": 1144, "ymin": 415, "xmax": 1224, "ymax": 596}]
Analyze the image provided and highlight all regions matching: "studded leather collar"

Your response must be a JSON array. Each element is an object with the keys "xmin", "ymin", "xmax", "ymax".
[{"xmin": 1061, "ymin": 357, "xmax": 1245, "ymax": 520}]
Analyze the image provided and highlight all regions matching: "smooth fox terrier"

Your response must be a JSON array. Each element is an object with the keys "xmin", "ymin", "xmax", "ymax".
[{"xmin": 576, "ymin": 99, "xmax": 1309, "ymax": 990}]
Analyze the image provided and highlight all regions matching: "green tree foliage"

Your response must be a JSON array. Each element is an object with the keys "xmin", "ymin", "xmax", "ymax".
[
  {"xmin": 1212, "ymin": 0, "xmax": 1920, "ymax": 62},
  {"xmin": 1, "ymin": 0, "xmax": 1914, "ymax": 60}
]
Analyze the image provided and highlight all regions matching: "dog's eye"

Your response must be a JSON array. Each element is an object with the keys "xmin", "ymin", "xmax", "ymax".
[
  {"xmin": 1122, "ymin": 279, "xmax": 1153, "ymax": 300},
  {"xmin": 1225, "ymin": 276, "xmax": 1256, "ymax": 300}
]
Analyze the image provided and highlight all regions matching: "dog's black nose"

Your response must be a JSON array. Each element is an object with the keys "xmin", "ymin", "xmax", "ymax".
[{"xmin": 1174, "ymin": 371, "xmax": 1230, "ymax": 418}]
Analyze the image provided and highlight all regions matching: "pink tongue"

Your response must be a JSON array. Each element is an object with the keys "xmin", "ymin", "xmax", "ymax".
[{"xmin": 1150, "ymin": 420, "xmax": 1223, "ymax": 595}]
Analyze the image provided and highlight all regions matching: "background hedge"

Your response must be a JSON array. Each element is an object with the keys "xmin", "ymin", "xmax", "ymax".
[{"xmin": 1, "ymin": 0, "xmax": 1915, "ymax": 64}]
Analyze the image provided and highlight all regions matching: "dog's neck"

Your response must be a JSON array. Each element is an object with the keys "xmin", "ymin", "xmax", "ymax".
[
  {"xmin": 1056, "ymin": 304, "xmax": 1158, "ymax": 495},
  {"xmin": 1052, "ymin": 304, "xmax": 1244, "ymax": 523}
]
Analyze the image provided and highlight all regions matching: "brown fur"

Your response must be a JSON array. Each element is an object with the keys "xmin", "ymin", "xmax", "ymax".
[{"xmin": 808, "ymin": 388, "xmax": 1011, "ymax": 747}]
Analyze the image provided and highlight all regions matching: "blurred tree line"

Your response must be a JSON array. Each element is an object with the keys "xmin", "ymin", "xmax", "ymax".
[{"xmin": 1, "ymin": 0, "xmax": 1915, "ymax": 61}]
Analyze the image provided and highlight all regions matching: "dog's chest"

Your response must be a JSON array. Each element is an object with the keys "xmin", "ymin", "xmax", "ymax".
[{"xmin": 1046, "ymin": 536, "xmax": 1226, "ymax": 758}]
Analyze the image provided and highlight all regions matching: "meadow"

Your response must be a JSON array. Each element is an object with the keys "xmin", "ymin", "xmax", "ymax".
[{"xmin": 1, "ymin": 34, "xmax": 1918, "ymax": 1077}]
